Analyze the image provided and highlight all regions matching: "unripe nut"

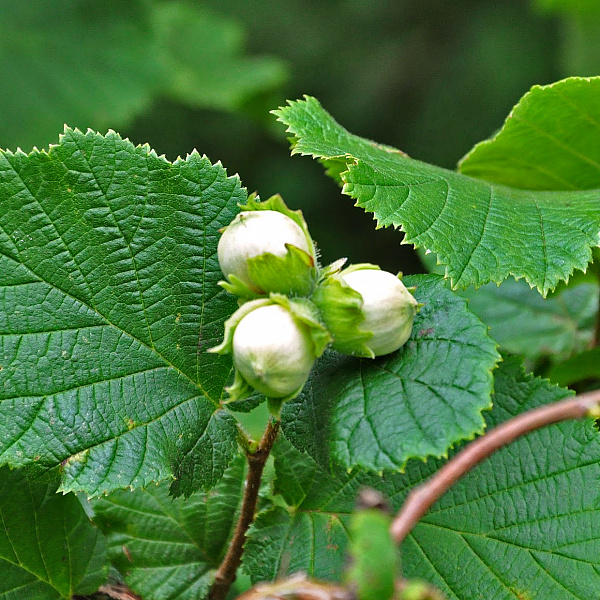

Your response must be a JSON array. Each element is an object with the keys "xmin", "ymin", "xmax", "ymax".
[
  {"xmin": 232, "ymin": 304, "xmax": 316, "ymax": 398},
  {"xmin": 218, "ymin": 210, "xmax": 312, "ymax": 293},
  {"xmin": 342, "ymin": 269, "xmax": 418, "ymax": 356}
]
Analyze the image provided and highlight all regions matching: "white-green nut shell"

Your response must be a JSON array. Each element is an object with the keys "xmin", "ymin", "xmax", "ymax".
[
  {"xmin": 232, "ymin": 304, "xmax": 316, "ymax": 398},
  {"xmin": 218, "ymin": 210, "xmax": 312, "ymax": 292},
  {"xmin": 342, "ymin": 269, "xmax": 418, "ymax": 356}
]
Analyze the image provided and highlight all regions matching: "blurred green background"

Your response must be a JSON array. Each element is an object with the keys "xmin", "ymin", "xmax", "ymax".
[{"xmin": 1, "ymin": 0, "xmax": 598, "ymax": 274}]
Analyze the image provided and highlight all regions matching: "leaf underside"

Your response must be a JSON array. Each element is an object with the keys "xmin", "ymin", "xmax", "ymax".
[
  {"xmin": 462, "ymin": 276, "xmax": 599, "ymax": 361},
  {"xmin": 248, "ymin": 358, "xmax": 600, "ymax": 599},
  {"xmin": 274, "ymin": 84, "xmax": 600, "ymax": 295},
  {"xmin": 0, "ymin": 128, "xmax": 243, "ymax": 497}
]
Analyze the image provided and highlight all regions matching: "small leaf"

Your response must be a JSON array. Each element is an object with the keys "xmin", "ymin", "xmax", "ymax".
[
  {"xmin": 274, "ymin": 91, "xmax": 600, "ymax": 295},
  {"xmin": 93, "ymin": 456, "xmax": 246, "ymax": 600},
  {"xmin": 346, "ymin": 502, "xmax": 397, "ymax": 600},
  {"xmin": 0, "ymin": 129, "xmax": 243, "ymax": 496},
  {"xmin": 281, "ymin": 275, "xmax": 500, "ymax": 472},
  {"xmin": 0, "ymin": 467, "xmax": 108, "ymax": 600}
]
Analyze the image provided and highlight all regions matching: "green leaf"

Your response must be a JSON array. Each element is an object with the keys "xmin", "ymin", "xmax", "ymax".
[
  {"xmin": 0, "ymin": 0, "xmax": 286, "ymax": 150},
  {"xmin": 244, "ymin": 442, "xmax": 353, "ymax": 585},
  {"xmin": 459, "ymin": 77, "xmax": 600, "ymax": 190},
  {"xmin": 272, "ymin": 437, "xmax": 317, "ymax": 508},
  {"xmin": 274, "ymin": 92, "xmax": 600, "ymax": 295},
  {"xmin": 400, "ymin": 358, "xmax": 600, "ymax": 599},
  {"xmin": 0, "ymin": 129, "xmax": 243, "ymax": 496},
  {"xmin": 0, "ymin": 467, "xmax": 108, "ymax": 600},
  {"xmin": 281, "ymin": 275, "xmax": 500, "ymax": 472},
  {"xmin": 151, "ymin": 2, "xmax": 287, "ymax": 112},
  {"xmin": 462, "ymin": 276, "xmax": 599, "ymax": 361},
  {"xmin": 534, "ymin": 0, "xmax": 600, "ymax": 16},
  {"xmin": 248, "ymin": 359, "xmax": 600, "ymax": 599},
  {"xmin": 92, "ymin": 456, "xmax": 245, "ymax": 600}
]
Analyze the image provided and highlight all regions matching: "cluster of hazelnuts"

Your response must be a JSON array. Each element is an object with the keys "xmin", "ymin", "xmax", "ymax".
[{"xmin": 209, "ymin": 195, "xmax": 419, "ymax": 407}]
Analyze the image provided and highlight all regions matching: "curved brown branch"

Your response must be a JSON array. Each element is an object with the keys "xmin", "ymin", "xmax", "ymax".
[
  {"xmin": 391, "ymin": 389, "xmax": 600, "ymax": 544},
  {"xmin": 209, "ymin": 418, "xmax": 281, "ymax": 600}
]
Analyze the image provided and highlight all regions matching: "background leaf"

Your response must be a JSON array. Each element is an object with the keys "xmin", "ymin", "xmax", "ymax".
[
  {"xmin": 463, "ymin": 276, "xmax": 598, "ymax": 361},
  {"xmin": 92, "ymin": 456, "xmax": 245, "ymax": 600},
  {"xmin": 247, "ymin": 358, "xmax": 600, "ymax": 599},
  {"xmin": 281, "ymin": 275, "xmax": 500, "ymax": 473},
  {"xmin": 274, "ymin": 91, "xmax": 600, "ymax": 294},
  {"xmin": 0, "ymin": 467, "xmax": 108, "ymax": 600},
  {"xmin": 547, "ymin": 347, "xmax": 600, "ymax": 387},
  {"xmin": 152, "ymin": 2, "xmax": 286, "ymax": 112},
  {"xmin": 0, "ymin": 0, "xmax": 286, "ymax": 151},
  {"xmin": 0, "ymin": 129, "xmax": 243, "ymax": 496}
]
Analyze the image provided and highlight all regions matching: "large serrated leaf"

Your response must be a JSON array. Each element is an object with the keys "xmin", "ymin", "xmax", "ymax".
[
  {"xmin": 281, "ymin": 275, "xmax": 500, "ymax": 473},
  {"xmin": 400, "ymin": 358, "xmax": 600, "ymax": 599},
  {"xmin": 248, "ymin": 359, "xmax": 600, "ymax": 599},
  {"xmin": 274, "ymin": 91, "xmax": 600, "ymax": 295},
  {"xmin": 0, "ymin": 467, "xmax": 108, "ymax": 600},
  {"xmin": 0, "ymin": 129, "xmax": 243, "ymax": 496},
  {"xmin": 92, "ymin": 456, "xmax": 245, "ymax": 600}
]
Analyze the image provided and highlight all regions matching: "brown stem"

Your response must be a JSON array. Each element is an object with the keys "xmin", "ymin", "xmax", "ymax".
[
  {"xmin": 391, "ymin": 389, "xmax": 600, "ymax": 544},
  {"xmin": 234, "ymin": 573, "xmax": 354, "ymax": 600},
  {"xmin": 209, "ymin": 418, "xmax": 281, "ymax": 600}
]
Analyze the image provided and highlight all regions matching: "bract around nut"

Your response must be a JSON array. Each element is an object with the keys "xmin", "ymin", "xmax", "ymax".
[
  {"xmin": 209, "ymin": 294, "xmax": 331, "ymax": 407},
  {"xmin": 217, "ymin": 194, "xmax": 318, "ymax": 299},
  {"xmin": 313, "ymin": 262, "xmax": 419, "ymax": 358}
]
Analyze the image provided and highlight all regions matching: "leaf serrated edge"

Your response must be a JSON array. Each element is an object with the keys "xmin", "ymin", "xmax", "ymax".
[{"xmin": 274, "ymin": 96, "xmax": 600, "ymax": 297}]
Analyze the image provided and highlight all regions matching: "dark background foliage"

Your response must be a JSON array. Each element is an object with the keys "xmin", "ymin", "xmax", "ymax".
[{"xmin": 1, "ymin": 0, "xmax": 594, "ymax": 272}]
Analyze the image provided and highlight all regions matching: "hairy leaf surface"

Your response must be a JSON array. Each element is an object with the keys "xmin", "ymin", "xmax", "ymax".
[
  {"xmin": 0, "ymin": 467, "xmax": 108, "ymax": 600},
  {"xmin": 0, "ymin": 129, "xmax": 242, "ymax": 496},
  {"xmin": 248, "ymin": 359, "xmax": 600, "ymax": 599},
  {"xmin": 274, "ymin": 90, "xmax": 600, "ymax": 294},
  {"xmin": 92, "ymin": 456, "xmax": 245, "ymax": 600},
  {"xmin": 281, "ymin": 275, "xmax": 500, "ymax": 472}
]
